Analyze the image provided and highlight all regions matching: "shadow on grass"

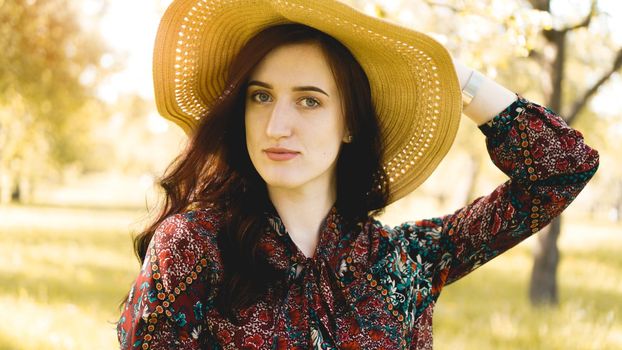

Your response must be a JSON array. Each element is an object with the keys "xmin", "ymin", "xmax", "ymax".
[
  {"xmin": 1, "ymin": 261, "xmax": 136, "ymax": 314},
  {"xmin": 1, "ymin": 227, "xmax": 138, "ymax": 253}
]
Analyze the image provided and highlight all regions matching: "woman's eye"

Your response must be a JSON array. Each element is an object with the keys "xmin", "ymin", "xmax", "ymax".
[
  {"xmin": 301, "ymin": 97, "xmax": 320, "ymax": 108},
  {"xmin": 251, "ymin": 91, "xmax": 271, "ymax": 103}
]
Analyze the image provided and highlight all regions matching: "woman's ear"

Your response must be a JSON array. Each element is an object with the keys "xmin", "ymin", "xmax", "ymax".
[{"xmin": 343, "ymin": 133, "xmax": 353, "ymax": 143}]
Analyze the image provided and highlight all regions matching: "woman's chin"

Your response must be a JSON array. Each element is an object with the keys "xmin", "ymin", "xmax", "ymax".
[
  {"xmin": 258, "ymin": 171, "xmax": 307, "ymax": 191},
  {"xmin": 263, "ymin": 178, "xmax": 305, "ymax": 191}
]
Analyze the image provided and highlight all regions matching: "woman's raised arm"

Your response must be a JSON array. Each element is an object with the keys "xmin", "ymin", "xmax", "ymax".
[{"xmin": 396, "ymin": 94, "xmax": 599, "ymax": 289}]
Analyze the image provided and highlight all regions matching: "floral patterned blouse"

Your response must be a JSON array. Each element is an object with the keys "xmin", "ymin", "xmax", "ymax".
[{"xmin": 117, "ymin": 96, "xmax": 599, "ymax": 349}]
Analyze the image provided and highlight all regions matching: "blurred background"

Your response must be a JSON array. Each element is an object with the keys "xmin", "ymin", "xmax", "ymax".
[{"xmin": 0, "ymin": 0, "xmax": 620, "ymax": 349}]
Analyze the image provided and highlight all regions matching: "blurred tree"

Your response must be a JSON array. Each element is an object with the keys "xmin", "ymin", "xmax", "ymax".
[
  {"xmin": 0, "ymin": 0, "xmax": 109, "ymax": 203},
  {"xmin": 352, "ymin": 0, "xmax": 620, "ymax": 306},
  {"xmin": 523, "ymin": 0, "xmax": 620, "ymax": 306}
]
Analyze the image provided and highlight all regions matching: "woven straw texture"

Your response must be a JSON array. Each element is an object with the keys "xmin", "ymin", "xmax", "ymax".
[{"xmin": 153, "ymin": 0, "xmax": 462, "ymax": 203}]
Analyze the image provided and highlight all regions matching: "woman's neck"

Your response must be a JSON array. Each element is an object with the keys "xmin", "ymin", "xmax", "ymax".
[{"xmin": 267, "ymin": 181, "xmax": 336, "ymax": 259}]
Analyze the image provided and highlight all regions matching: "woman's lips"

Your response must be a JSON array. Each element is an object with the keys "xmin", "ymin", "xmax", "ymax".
[{"xmin": 264, "ymin": 148, "xmax": 299, "ymax": 161}]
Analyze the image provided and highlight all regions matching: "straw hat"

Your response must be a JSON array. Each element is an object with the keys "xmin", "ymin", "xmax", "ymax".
[{"xmin": 153, "ymin": 0, "xmax": 462, "ymax": 203}]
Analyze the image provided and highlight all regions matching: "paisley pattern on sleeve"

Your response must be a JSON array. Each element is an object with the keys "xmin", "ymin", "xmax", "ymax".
[
  {"xmin": 116, "ymin": 209, "xmax": 222, "ymax": 349},
  {"xmin": 396, "ymin": 95, "xmax": 599, "ymax": 298}
]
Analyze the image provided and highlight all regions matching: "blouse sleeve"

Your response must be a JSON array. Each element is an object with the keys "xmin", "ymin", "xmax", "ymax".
[
  {"xmin": 396, "ymin": 95, "xmax": 599, "ymax": 290},
  {"xmin": 116, "ymin": 212, "xmax": 216, "ymax": 349}
]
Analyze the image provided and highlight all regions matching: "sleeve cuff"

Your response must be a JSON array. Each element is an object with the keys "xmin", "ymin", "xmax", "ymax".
[{"xmin": 478, "ymin": 94, "xmax": 529, "ymax": 138}]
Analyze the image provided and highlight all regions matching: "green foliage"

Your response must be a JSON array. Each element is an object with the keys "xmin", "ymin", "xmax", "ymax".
[
  {"xmin": 0, "ymin": 0, "xmax": 110, "ymax": 197},
  {"xmin": 0, "ymin": 0, "xmax": 105, "ymax": 112}
]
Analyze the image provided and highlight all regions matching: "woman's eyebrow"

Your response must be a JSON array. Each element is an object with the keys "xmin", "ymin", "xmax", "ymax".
[
  {"xmin": 248, "ymin": 80, "xmax": 330, "ymax": 97},
  {"xmin": 248, "ymin": 80, "xmax": 272, "ymax": 89},
  {"xmin": 293, "ymin": 86, "xmax": 330, "ymax": 97}
]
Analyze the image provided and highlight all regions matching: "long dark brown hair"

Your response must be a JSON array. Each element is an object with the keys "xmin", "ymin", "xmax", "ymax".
[{"xmin": 126, "ymin": 23, "xmax": 389, "ymax": 323}]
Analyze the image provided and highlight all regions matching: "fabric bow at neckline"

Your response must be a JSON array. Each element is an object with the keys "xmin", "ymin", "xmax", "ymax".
[
  {"xmin": 257, "ymin": 204, "xmax": 346, "ymax": 279},
  {"xmin": 257, "ymin": 204, "xmax": 355, "ymax": 343}
]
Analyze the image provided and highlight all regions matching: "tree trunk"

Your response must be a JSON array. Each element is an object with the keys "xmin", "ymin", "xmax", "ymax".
[
  {"xmin": 529, "ymin": 216, "xmax": 561, "ymax": 305},
  {"xmin": 0, "ymin": 170, "xmax": 11, "ymax": 204},
  {"xmin": 526, "ymin": 0, "xmax": 621, "ymax": 306},
  {"xmin": 528, "ymin": 27, "xmax": 566, "ymax": 306}
]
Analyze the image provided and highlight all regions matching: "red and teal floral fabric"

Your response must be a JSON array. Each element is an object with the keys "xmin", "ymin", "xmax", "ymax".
[{"xmin": 117, "ymin": 95, "xmax": 599, "ymax": 349}]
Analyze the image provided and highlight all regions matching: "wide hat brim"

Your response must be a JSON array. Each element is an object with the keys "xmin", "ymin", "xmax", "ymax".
[{"xmin": 153, "ymin": 0, "xmax": 462, "ymax": 204}]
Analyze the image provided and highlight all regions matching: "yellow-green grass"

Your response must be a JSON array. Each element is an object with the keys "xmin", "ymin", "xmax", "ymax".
[
  {"xmin": 0, "ymin": 205, "xmax": 620, "ymax": 349},
  {"xmin": 434, "ymin": 220, "xmax": 622, "ymax": 349},
  {"xmin": 0, "ymin": 205, "xmax": 144, "ymax": 350}
]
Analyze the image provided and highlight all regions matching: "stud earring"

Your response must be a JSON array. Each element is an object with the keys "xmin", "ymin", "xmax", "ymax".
[{"xmin": 344, "ymin": 135, "xmax": 353, "ymax": 143}]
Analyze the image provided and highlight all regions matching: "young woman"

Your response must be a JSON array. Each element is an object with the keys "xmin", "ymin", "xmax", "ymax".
[{"xmin": 117, "ymin": 1, "xmax": 599, "ymax": 349}]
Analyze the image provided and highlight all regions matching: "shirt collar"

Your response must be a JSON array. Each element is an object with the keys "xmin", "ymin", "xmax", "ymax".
[{"xmin": 257, "ymin": 203, "xmax": 344, "ymax": 274}]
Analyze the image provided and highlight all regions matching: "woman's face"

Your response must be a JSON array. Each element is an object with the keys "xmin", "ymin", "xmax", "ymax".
[{"xmin": 245, "ymin": 42, "xmax": 348, "ymax": 194}]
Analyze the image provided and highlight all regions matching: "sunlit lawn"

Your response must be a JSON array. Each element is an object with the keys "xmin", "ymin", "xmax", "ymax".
[
  {"xmin": 0, "ymin": 204, "xmax": 620, "ymax": 349},
  {"xmin": 0, "ymin": 205, "xmax": 143, "ymax": 349},
  {"xmin": 434, "ymin": 223, "xmax": 622, "ymax": 350}
]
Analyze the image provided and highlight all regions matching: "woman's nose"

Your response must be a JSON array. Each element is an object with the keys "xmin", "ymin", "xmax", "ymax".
[{"xmin": 265, "ymin": 100, "xmax": 293, "ymax": 139}]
